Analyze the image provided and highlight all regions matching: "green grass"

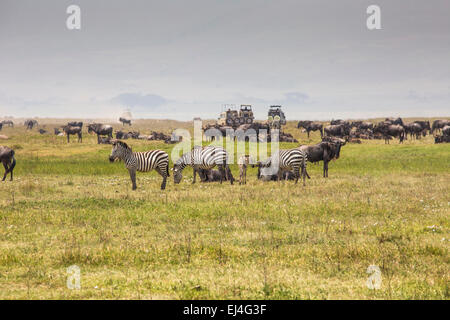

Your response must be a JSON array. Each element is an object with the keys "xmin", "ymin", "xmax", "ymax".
[{"xmin": 0, "ymin": 120, "xmax": 449, "ymax": 299}]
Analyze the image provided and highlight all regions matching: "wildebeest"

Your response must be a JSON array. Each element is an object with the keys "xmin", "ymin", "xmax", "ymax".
[
  {"xmin": 298, "ymin": 140, "xmax": 343, "ymax": 178},
  {"xmin": 374, "ymin": 123, "xmax": 405, "ymax": 144},
  {"xmin": 434, "ymin": 135, "xmax": 450, "ymax": 143},
  {"xmin": 119, "ymin": 117, "xmax": 132, "ymax": 126},
  {"xmin": 197, "ymin": 168, "xmax": 234, "ymax": 182},
  {"xmin": 324, "ymin": 124, "xmax": 350, "ymax": 138},
  {"xmin": 297, "ymin": 121, "xmax": 323, "ymax": 138},
  {"xmin": 98, "ymin": 136, "xmax": 112, "ymax": 144},
  {"xmin": 431, "ymin": 119, "xmax": 450, "ymax": 133},
  {"xmin": 404, "ymin": 122, "xmax": 423, "ymax": 139},
  {"xmin": 413, "ymin": 120, "xmax": 430, "ymax": 134},
  {"xmin": 385, "ymin": 117, "xmax": 404, "ymax": 126},
  {"xmin": 54, "ymin": 128, "xmax": 62, "ymax": 135},
  {"xmin": 0, "ymin": 123, "xmax": 2, "ymax": 131},
  {"xmin": 257, "ymin": 167, "xmax": 296, "ymax": 181},
  {"xmin": 24, "ymin": 119, "xmax": 38, "ymax": 130},
  {"xmin": 87, "ymin": 123, "xmax": 113, "ymax": 144},
  {"xmin": 442, "ymin": 125, "xmax": 450, "ymax": 136},
  {"xmin": 330, "ymin": 119, "xmax": 350, "ymax": 126},
  {"xmin": 0, "ymin": 146, "xmax": 16, "ymax": 181},
  {"xmin": 68, "ymin": 121, "xmax": 83, "ymax": 128},
  {"xmin": 1, "ymin": 120, "xmax": 14, "ymax": 128},
  {"xmin": 62, "ymin": 125, "xmax": 82, "ymax": 143},
  {"xmin": 355, "ymin": 121, "xmax": 373, "ymax": 130},
  {"xmin": 38, "ymin": 129, "xmax": 47, "ymax": 135}
]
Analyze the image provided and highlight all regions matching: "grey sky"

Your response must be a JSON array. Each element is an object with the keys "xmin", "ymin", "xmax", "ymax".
[{"xmin": 0, "ymin": 0, "xmax": 449, "ymax": 120}]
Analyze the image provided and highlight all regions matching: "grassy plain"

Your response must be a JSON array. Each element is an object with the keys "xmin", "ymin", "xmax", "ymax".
[{"xmin": 0, "ymin": 119, "xmax": 448, "ymax": 299}]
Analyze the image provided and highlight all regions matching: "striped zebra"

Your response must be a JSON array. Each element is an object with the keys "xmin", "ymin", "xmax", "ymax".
[
  {"xmin": 173, "ymin": 146, "xmax": 234, "ymax": 184},
  {"xmin": 109, "ymin": 140, "xmax": 169, "ymax": 190},
  {"xmin": 258, "ymin": 148, "xmax": 308, "ymax": 185}
]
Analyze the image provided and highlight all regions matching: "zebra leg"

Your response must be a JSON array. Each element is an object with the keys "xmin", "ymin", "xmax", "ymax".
[
  {"xmin": 294, "ymin": 167, "xmax": 299, "ymax": 184},
  {"xmin": 302, "ymin": 166, "xmax": 306, "ymax": 186},
  {"xmin": 192, "ymin": 167, "xmax": 197, "ymax": 184},
  {"xmin": 156, "ymin": 167, "xmax": 167, "ymax": 190},
  {"xmin": 128, "ymin": 168, "xmax": 137, "ymax": 190}
]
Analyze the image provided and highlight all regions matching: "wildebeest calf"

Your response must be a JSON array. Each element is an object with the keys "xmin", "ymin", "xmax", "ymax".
[
  {"xmin": 198, "ymin": 168, "xmax": 234, "ymax": 182},
  {"xmin": 257, "ymin": 167, "xmax": 296, "ymax": 181},
  {"xmin": 0, "ymin": 146, "xmax": 16, "ymax": 181}
]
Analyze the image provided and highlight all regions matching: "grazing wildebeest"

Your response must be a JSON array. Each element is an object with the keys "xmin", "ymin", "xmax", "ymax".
[
  {"xmin": 109, "ymin": 140, "xmax": 169, "ymax": 190},
  {"xmin": 404, "ymin": 122, "xmax": 423, "ymax": 139},
  {"xmin": 119, "ymin": 117, "xmax": 132, "ymax": 126},
  {"xmin": 298, "ymin": 121, "xmax": 323, "ymax": 138},
  {"xmin": 38, "ymin": 129, "xmax": 47, "ymax": 135},
  {"xmin": 374, "ymin": 123, "xmax": 405, "ymax": 144},
  {"xmin": 197, "ymin": 168, "xmax": 234, "ymax": 182},
  {"xmin": 324, "ymin": 124, "xmax": 350, "ymax": 138},
  {"xmin": 54, "ymin": 128, "xmax": 62, "ymax": 135},
  {"xmin": 257, "ymin": 167, "xmax": 296, "ymax": 181},
  {"xmin": 1, "ymin": 120, "xmax": 14, "ymax": 128},
  {"xmin": 62, "ymin": 125, "xmax": 82, "ymax": 143},
  {"xmin": 434, "ymin": 135, "xmax": 450, "ymax": 143},
  {"xmin": 24, "ymin": 119, "xmax": 38, "ymax": 130},
  {"xmin": 68, "ymin": 121, "xmax": 83, "ymax": 128},
  {"xmin": 0, "ymin": 146, "xmax": 16, "ymax": 181},
  {"xmin": 431, "ymin": 119, "xmax": 450, "ymax": 134},
  {"xmin": 87, "ymin": 123, "xmax": 113, "ymax": 144},
  {"xmin": 237, "ymin": 155, "xmax": 255, "ymax": 185}
]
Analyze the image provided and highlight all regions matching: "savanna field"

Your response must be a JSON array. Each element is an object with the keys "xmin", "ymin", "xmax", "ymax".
[{"xmin": 0, "ymin": 119, "xmax": 449, "ymax": 299}]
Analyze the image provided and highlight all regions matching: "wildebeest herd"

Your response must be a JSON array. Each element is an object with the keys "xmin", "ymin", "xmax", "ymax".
[
  {"xmin": 0, "ymin": 117, "xmax": 449, "ymax": 191},
  {"xmin": 298, "ymin": 118, "xmax": 450, "ymax": 144}
]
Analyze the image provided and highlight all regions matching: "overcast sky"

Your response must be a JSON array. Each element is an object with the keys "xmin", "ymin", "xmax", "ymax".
[{"xmin": 0, "ymin": 0, "xmax": 449, "ymax": 120}]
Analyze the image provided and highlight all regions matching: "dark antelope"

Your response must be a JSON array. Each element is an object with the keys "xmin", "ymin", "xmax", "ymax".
[
  {"xmin": 0, "ymin": 146, "xmax": 16, "ymax": 181},
  {"xmin": 62, "ymin": 125, "xmax": 82, "ymax": 143},
  {"xmin": 88, "ymin": 123, "xmax": 113, "ymax": 144}
]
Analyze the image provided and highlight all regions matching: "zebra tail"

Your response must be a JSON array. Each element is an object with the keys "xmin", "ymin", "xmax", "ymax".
[{"xmin": 166, "ymin": 164, "xmax": 170, "ymax": 177}]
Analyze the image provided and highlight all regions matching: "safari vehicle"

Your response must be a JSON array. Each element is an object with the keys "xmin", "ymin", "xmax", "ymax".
[
  {"xmin": 267, "ymin": 105, "xmax": 286, "ymax": 128},
  {"xmin": 217, "ymin": 108, "xmax": 239, "ymax": 126},
  {"xmin": 238, "ymin": 105, "xmax": 254, "ymax": 124}
]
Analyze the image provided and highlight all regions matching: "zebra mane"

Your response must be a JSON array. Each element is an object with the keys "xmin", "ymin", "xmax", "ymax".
[{"xmin": 115, "ymin": 140, "xmax": 132, "ymax": 151}]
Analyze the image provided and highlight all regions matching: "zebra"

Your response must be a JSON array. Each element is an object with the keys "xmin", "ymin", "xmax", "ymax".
[
  {"xmin": 109, "ymin": 140, "xmax": 169, "ymax": 190},
  {"xmin": 257, "ymin": 148, "xmax": 308, "ymax": 186},
  {"xmin": 173, "ymin": 146, "xmax": 234, "ymax": 185}
]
